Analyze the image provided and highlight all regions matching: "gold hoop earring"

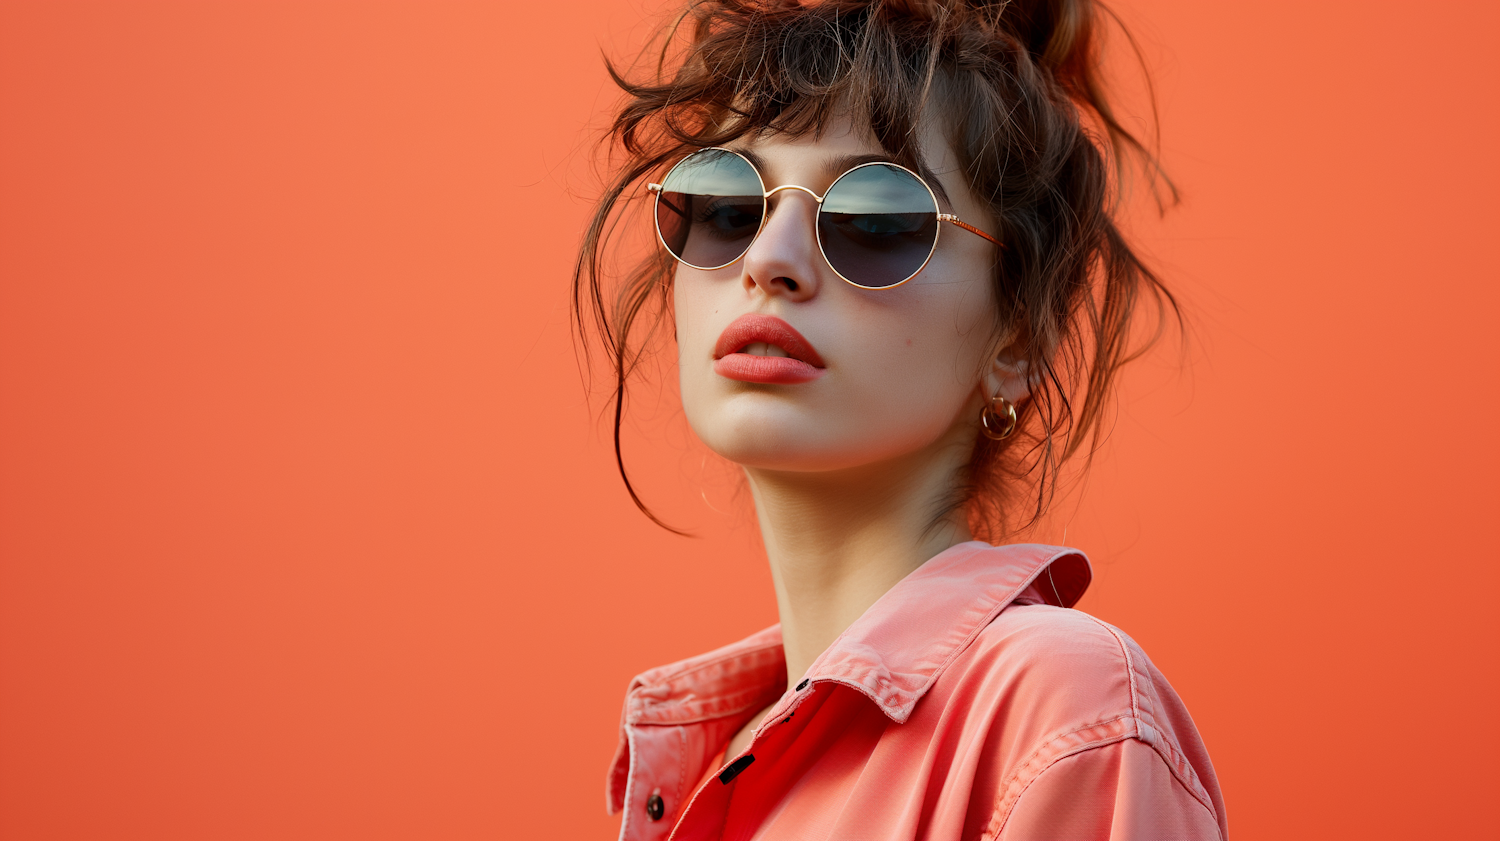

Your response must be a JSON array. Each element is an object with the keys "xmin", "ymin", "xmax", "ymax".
[{"xmin": 980, "ymin": 394, "xmax": 1018, "ymax": 441}]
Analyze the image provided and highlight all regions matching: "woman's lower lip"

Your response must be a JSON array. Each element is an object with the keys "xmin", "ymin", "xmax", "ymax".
[{"xmin": 713, "ymin": 353, "xmax": 825, "ymax": 384}]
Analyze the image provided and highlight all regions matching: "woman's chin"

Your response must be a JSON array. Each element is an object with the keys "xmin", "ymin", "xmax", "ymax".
[
  {"xmin": 695, "ymin": 429, "xmax": 864, "ymax": 473},
  {"xmin": 685, "ymin": 394, "xmax": 964, "ymax": 474},
  {"xmin": 697, "ymin": 427, "xmax": 939, "ymax": 476}
]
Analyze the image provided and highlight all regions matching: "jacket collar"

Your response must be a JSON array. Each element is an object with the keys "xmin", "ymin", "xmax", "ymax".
[
  {"xmin": 607, "ymin": 542, "xmax": 1090, "ymax": 812},
  {"xmin": 623, "ymin": 542, "xmax": 1091, "ymax": 725},
  {"xmin": 798, "ymin": 541, "xmax": 1089, "ymax": 722}
]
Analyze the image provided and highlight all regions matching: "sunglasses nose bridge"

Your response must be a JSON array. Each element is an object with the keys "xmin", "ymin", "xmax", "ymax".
[
  {"xmin": 763, "ymin": 183, "xmax": 825, "ymax": 203},
  {"xmin": 755, "ymin": 183, "xmax": 824, "ymax": 255},
  {"xmin": 758, "ymin": 184, "xmax": 825, "ymax": 248}
]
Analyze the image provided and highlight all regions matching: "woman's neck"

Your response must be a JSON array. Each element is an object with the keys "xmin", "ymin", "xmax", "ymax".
[{"xmin": 745, "ymin": 438, "xmax": 974, "ymax": 689}]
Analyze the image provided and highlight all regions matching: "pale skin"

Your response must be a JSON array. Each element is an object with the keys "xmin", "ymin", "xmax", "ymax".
[{"xmin": 672, "ymin": 112, "xmax": 1032, "ymax": 760}]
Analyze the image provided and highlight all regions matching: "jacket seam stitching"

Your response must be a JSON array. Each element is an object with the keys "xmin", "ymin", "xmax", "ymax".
[
  {"xmin": 982, "ymin": 718, "xmax": 1137, "ymax": 840},
  {"xmin": 1085, "ymin": 617, "xmax": 1217, "ymax": 819},
  {"xmin": 631, "ymin": 690, "xmax": 784, "ymax": 726},
  {"xmin": 636, "ymin": 642, "xmax": 783, "ymax": 687},
  {"xmin": 629, "ymin": 644, "xmax": 785, "ymax": 723},
  {"xmin": 982, "ymin": 737, "xmax": 1224, "ymax": 841},
  {"xmin": 1081, "ymin": 613, "xmax": 1141, "ymax": 723}
]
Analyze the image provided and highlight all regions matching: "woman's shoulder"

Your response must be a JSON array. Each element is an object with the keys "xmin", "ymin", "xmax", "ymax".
[
  {"xmin": 936, "ymin": 601, "xmax": 1224, "ymax": 834},
  {"xmin": 979, "ymin": 599, "xmax": 1131, "ymax": 656},
  {"xmin": 957, "ymin": 601, "xmax": 1201, "ymax": 751},
  {"xmin": 946, "ymin": 602, "xmax": 1149, "ymax": 725},
  {"xmin": 972, "ymin": 601, "xmax": 1149, "ymax": 686}
]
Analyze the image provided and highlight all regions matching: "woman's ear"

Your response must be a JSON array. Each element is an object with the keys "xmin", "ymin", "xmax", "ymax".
[{"xmin": 981, "ymin": 350, "xmax": 1031, "ymax": 407}]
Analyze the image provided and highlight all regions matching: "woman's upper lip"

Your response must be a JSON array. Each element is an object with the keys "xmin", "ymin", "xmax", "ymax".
[{"xmin": 714, "ymin": 314, "xmax": 825, "ymax": 368}]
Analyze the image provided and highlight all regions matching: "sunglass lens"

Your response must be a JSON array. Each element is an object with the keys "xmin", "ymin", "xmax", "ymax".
[
  {"xmin": 655, "ymin": 150, "xmax": 765, "ymax": 270},
  {"xmin": 818, "ymin": 164, "xmax": 939, "ymax": 288}
]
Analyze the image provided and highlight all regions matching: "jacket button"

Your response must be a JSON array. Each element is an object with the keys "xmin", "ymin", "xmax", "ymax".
[{"xmin": 646, "ymin": 792, "xmax": 665, "ymax": 821}]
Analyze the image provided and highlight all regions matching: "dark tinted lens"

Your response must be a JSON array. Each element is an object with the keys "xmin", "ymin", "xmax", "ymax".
[
  {"xmin": 818, "ymin": 164, "xmax": 939, "ymax": 288},
  {"xmin": 655, "ymin": 150, "xmax": 765, "ymax": 269}
]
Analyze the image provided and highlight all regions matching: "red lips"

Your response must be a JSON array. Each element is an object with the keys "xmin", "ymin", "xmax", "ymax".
[{"xmin": 712, "ymin": 314, "xmax": 826, "ymax": 384}]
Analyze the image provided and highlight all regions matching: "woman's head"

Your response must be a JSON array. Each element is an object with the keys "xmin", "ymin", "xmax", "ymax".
[{"xmin": 575, "ymin": 0, "xmax": 1176, "ymax": 538}]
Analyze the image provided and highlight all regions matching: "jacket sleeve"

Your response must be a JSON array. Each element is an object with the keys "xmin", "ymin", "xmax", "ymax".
[{"xmin": 995, "ymin": 737, "xmax": 1224, "ymax": 841}]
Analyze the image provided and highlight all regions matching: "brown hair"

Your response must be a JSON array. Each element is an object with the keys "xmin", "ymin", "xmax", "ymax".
[{"xmin": 573, "ymin": 0, "xmax": 1179, "ymax": 539}]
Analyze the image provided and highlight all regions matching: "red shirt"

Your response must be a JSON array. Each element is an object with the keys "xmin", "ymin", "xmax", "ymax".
[{"xmin": 607, "ymin": 542, "xmax": 1227, "ymax": 840}]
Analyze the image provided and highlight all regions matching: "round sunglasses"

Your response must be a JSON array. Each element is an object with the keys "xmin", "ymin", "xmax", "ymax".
[{"xmin": 647, "ymin": 148, "xmax": 1000, "ymax": 290}]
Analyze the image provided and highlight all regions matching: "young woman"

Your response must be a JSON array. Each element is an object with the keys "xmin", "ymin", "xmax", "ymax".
[{"xmin": 574, "ymin": 0, "xmax": 1226, "ymax": 838}]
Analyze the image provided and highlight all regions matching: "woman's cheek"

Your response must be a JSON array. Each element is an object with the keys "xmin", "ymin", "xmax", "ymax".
[{"xmin": 840, "ymin": 338, "xmax": 971, "ymax": 446}]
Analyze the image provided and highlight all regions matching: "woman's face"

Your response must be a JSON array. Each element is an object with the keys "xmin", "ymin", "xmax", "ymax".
[{"xmin": 674, "ymin": 113, "xmax": 1003, "ymax": 474}]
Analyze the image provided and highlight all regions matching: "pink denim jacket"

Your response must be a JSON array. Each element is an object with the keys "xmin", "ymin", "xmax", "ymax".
[{"xmin": 607, "ymin": 542, "xmax": 1227, "ymax": 840}]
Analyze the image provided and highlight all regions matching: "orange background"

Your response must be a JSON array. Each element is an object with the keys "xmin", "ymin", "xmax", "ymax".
[{"xmin": 1, "ymin": 1, "xmax": 1496, "ymax": 839}]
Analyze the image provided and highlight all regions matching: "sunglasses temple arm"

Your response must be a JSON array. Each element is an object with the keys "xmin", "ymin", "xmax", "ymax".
[{"xmin": 938, "ymin": 213, "xmax": 1002, "ymax": 247}]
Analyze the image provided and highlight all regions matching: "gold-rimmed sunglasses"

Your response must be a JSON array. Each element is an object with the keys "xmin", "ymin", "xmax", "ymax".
[{"xmin": 647, "ymin": 147, "xmax": 1000, "ymax": 290}]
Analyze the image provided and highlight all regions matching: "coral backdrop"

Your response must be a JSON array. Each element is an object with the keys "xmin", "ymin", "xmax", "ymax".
[{"xmin": 1, "ymin": 1, "xmax": 1495, "ymax": 839}]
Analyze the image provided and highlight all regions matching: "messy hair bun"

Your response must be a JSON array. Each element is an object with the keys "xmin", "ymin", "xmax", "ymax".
[{"xmin": 575, "ymin": 0, "xmax": 1179, "ymax": 538}]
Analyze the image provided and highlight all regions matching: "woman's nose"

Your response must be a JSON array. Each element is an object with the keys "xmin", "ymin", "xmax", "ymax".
[{"xmin": 740, "ymin": 188, "xmax": 823, "ymax": 300}]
